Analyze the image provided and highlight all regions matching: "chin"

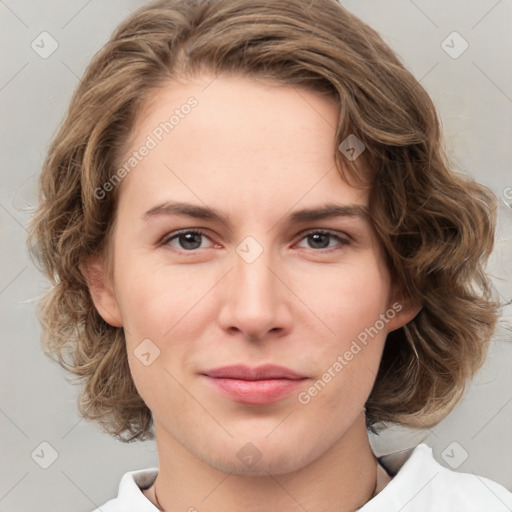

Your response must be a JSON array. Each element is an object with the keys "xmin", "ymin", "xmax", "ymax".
[{"xmin": 196, "ymin": 435, "xmax": 324, "ymax": 477}]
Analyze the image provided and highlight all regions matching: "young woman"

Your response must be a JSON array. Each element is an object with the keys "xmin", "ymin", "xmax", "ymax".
[{"xmin": 28, "ymin": 0, "xmax": 512, "ymax": 510}]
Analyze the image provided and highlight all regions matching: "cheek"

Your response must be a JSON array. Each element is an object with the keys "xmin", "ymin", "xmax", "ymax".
[
  {"xmin": 113, "ymin": 253, "xmax": 202, "ymax": 340},
  {"xmin": 294, "ymin": 256, "xmax": 391, "ymax": 397},
  {"xmin": 299, "ymin": 258, "xmax": 391, "ymax": 340},
  {"xmin": 113, "ymin": 255, "xmax": 216, "ymax": 396},
  {"xmin": 118, "ymin": 262, "xmax": 200, "ymax": 411}
]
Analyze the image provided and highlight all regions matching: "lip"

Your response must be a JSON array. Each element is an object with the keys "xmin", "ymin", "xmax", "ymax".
[
  {"xmin": 201, "ymin": 364, "xmax": 308, "ymax": 405},
  {"xmin": 203, "ymin": 364, "xmax": 305, "ymax": 380}
]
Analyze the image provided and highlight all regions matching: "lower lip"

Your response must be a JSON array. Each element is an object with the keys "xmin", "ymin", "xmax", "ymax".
[{"xmin": 204, "ymin": 376, "xmax": 306, "ymax": 405}]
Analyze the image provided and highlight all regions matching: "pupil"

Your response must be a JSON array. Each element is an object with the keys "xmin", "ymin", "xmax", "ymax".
[
  {"xmin": 181, "ymin": 233, "xmax": 201, "ymax": 250},
  {"xmin": 310, "ymin": 233, "xmax": 329, "ymax": 249},
  {"xmin": 177, "ymin": 233, "xmax": 330, "ymax": 250}
]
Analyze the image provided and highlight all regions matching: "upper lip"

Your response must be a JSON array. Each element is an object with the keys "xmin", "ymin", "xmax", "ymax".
[{"xmin": 202, "ymin": 364, "xmax": 306, "ymax": 380}]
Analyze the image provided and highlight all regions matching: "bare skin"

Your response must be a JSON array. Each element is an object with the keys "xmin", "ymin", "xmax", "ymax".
[{"xmin": 84, "ymin": 74, "xmax": 416, "ymax": 511}]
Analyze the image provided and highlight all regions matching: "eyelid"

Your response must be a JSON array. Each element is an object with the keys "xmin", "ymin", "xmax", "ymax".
[
  {"xmin": 293, "ymin": 228, "xmax": 351, "ymax": 250},
  {"xmin": 159, "ymin": 228, "xmax": 214, "ymax": 247},
  {"xmin": 159, "ymin": 227, "xmax": 351, "ymax": 252},
  {"xmin": 295, "ymin": 227, "xmax": 351, "ymax": 243}
]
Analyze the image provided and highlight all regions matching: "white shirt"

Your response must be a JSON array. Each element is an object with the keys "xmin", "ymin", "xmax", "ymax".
[{"xmin": 92, "ymin": 443, "xmax": 512, "ymax": 512}]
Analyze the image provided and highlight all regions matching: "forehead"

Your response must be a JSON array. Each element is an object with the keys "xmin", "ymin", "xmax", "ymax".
[{"xmin": 117, "ymin": 74, "xmax": 368, "ymax": 218}]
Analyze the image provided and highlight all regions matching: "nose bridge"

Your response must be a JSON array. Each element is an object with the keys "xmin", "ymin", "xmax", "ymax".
[
  {"xmin": 233, "ymin": 235, "xmax": 278, "ymax": 309},
  {"xmin": 219, "ymin": 235, "xmax": 285, "ymax": 339}
]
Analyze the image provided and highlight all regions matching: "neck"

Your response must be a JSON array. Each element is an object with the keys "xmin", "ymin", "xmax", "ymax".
[{"xmin": 146, "ymin": 413, "xmax": 379, "ymax": 512}]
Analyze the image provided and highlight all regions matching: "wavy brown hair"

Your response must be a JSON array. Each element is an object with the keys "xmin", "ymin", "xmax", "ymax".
[{"xmin": 28, "ymin": 0, "xmax": 499, "ymax": 441}]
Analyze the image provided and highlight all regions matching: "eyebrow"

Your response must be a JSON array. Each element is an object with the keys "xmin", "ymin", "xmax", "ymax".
[{"xmin": 143, "ymin": 201, "xmax": 370, "ymax": 228}]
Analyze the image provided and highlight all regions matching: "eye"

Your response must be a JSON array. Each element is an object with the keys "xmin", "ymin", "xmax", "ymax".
[
  {"xmin": 160, "ymin": 228, "xmax": 350, "ymax": 253},
  {"xmin": 295, "ymin": 230, "xmax": 350, "ymax": 251},
  {"xmin": 160, "ymin": 229, "xmax": 215, "ymax": 251}
]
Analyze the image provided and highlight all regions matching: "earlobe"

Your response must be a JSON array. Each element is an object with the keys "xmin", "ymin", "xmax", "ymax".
[
  {"xmin": 386, "ymin": 300, "xmax": 421, "ymax": 333},
  {"xmin": 80, "ymin": 254, "xmax": 123, "ymax": 328}
]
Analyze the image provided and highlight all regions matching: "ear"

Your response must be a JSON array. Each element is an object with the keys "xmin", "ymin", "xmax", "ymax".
[
  {"xmin": 80, "ymin": 254, "xmax": 123, "ymax": 328},
  {"xmin": 385, "ymin": 299, "xmax": 421, "ymax": 333}
]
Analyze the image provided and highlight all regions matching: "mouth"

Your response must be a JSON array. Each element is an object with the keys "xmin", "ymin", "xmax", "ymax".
[{"xmin": 201, "ymin": 364, "xmax": 308, "ymax": 405}]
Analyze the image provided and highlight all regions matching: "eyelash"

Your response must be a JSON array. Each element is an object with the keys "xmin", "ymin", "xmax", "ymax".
[{"xmin": 159, "ymin": 228, "xmax": 350, "ymax": 253}]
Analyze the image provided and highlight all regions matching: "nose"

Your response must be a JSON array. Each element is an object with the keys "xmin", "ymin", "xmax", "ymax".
[{"xmin": 217, "ymin": 241, "xmax": 292, "ymax": 342}]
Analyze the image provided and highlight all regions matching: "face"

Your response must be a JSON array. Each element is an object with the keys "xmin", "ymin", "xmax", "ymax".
[{"xmin": 89, "ymin": 74, "xmax": 413, "ymax": 476}]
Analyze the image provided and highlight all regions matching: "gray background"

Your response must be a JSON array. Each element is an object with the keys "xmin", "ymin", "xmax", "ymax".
[{"xmin": 1, "ymin": 1, "xmax": 511, "ymax": 510}]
